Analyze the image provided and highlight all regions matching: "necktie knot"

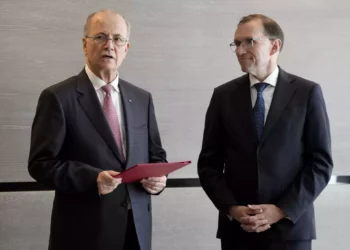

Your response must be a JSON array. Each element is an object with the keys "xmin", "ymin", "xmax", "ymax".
[
  {"xmin": 101, "ymin": 84, "xmax": 113, "ymax": 95},
  {"xmin": 254, "ymin": 82, "xmax": 268, "ymax": 94}
]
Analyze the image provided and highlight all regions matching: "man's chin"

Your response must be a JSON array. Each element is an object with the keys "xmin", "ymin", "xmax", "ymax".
[
  {"xmin": 240, "ymin": 65, "xmax": 249, "ymax": 73},
  {"xmin": 99, "ymin": 63, "xmax": 118, "ymax": 71}
]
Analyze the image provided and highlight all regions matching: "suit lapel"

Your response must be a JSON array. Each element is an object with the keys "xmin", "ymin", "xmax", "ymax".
[
  {"xmin": 260, "ymin": 68, "xmax": 297, "ymax": 144},
  {"xmin": 232, "ymin": 75, "xmax": 259, "ymax": 146},
  {"xmin": 75, "ymin": 70, "xmax": 124, "ymax": 163},
  {"xmin": 118, "ymin": 79, "xmax": 136, "ymax": 168}
]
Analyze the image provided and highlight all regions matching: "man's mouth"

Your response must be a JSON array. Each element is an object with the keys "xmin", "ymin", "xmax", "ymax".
[{"xmin": 102, "ymin": 55, "xmax": 114, "ymax": 59}]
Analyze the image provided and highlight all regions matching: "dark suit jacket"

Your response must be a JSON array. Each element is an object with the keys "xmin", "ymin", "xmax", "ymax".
[
  {"xmin": 198, "ymin": 68, "xmax": 333, "ymax": 243},
  {"xmin": 28, "ymin": 69, "xmax": 166, "ymax": 250}
]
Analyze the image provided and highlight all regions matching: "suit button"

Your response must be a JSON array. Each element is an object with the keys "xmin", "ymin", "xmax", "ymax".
[{"xmin": 121, "ymin": 201, "xmax": 127, "ymax": 207}]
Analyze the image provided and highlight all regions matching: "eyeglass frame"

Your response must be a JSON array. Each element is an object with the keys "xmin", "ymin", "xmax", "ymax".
[
  {"xmin": 85, "ymin": 33, "xmax": 129, "ymax": 46},
  {"xmin": 229, "ymin": 36, "xmax": 275, "ymax": 52}
]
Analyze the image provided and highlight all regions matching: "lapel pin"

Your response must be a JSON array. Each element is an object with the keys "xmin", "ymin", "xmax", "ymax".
[{"xmin": 129, "ymin": 99, "xmax": 132, "ymax": 103}]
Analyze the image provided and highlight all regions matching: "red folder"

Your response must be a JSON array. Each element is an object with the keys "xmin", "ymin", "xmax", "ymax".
[{"xmin": 114, "ymin": 161, "xmax": 191, "ymax": 183}]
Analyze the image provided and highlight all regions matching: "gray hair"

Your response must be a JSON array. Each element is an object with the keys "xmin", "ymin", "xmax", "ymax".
[{"xmin": 83, "ymin": 9, "xmax": 131, "ymax": 40}]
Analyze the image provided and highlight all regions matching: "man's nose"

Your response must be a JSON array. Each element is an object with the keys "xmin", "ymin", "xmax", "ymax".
[
  {"xmin": 104, "ymin": 38, "xmax": 115, "ymax": 50},
  {"xmin": 235, "ymin": 44, "xmax": 246, "ymax": 55}
]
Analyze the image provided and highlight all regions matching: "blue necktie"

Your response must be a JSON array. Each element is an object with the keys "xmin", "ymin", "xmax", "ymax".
[{"xmin": 253, "ymin": 82, "xmax": 268, "ymax": 140}]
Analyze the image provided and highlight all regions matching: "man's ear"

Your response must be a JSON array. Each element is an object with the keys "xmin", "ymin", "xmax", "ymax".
[
  {"xmin": 124, "ymin": 42, "xmax": 130, "ymax": 54},
  {"xmin": 270, "ymin": 39, "xmax": 282, "ymax": 56},
  {"xmin": 82, "ymin": 37, "xmax": 88, "ymax": 55}
]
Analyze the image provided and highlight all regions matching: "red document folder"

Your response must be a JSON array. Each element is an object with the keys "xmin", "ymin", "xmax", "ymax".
[{"xmin": 115, "ymin": 161, "xmax": 191, "ymax": 183}]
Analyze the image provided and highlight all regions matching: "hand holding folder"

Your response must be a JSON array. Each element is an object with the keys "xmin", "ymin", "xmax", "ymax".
[{"xmin": 114, "ymin": 160, "xmax": 191, "ymax": 183}]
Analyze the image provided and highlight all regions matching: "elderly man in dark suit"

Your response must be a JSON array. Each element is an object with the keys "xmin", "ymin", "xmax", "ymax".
[
  {"xmin": 28, "ymin": 9, "xmax": 167, "ymax": 250},
  {"xmin": 198, "ymin": 14, "xmax": 333, "ymax": 250}
]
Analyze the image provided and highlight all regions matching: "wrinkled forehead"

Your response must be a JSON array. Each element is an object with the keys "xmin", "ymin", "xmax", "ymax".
[
  {"xmin": 234, "ymin": 19, "xmax": 265, "ymax": 41},
  {"xmin": 89, "ymin": 12, "xmax": 128, "ymax": 37}
]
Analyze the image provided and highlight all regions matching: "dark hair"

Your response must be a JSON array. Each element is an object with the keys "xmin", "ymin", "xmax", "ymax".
[{"xmin": 239, "ymin": 14, "xmax": 284, "ymax": 51}]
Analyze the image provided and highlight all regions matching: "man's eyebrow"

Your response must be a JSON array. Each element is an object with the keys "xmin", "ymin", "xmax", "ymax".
[{"xmin": 234, "ymin": 37, "xmax": 253, "ymax": 41}]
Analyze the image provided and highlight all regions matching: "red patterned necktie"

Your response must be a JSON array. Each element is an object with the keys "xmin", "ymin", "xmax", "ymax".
[{"xmin": 101, "ymin": 84, "xmax": 125, "ymax": 160}]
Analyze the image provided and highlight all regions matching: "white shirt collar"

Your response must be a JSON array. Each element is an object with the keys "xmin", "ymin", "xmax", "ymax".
[
  {"xmin": 249, "ymin": 66, "xmax": 279, "ymax": 88},
  {"xmin": 85, "ymin": 65, "xmax": 120, "ymax": 93}
]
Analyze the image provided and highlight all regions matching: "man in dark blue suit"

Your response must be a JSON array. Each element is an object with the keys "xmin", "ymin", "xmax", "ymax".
[
  {"xmin": 198, "ymin": 14, "xmax": 333, "ymax": 250},
  {"xmin": 28, "ymin": 9, "xmax": 167, "ymax": 250}
]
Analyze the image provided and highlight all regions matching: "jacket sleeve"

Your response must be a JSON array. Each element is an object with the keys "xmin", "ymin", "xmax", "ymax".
[
  {"xmin": 276, "ymin": 84, "xmax": 333, "ymax": 223},
  {"xmin": 198, "ymin": 88, "xmax": 239, "ymax": 214},
  {"xmin": 28, "ymin": 89, "xmax": 101, "ymax": 194},
  {"xmin": 147, "ymin": 93, "xmax": 167, "ymax": 164}
]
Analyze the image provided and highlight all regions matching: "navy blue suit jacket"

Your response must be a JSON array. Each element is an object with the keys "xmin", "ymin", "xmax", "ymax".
[{"xmin": 198, "ymin": 68, "xmax": 333, "ymax": 242}]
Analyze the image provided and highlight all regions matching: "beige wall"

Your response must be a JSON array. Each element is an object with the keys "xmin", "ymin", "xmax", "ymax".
[
  {"xmin": 0, "ymin": 0, "xmax": 349, "ymax": 249},
  {"xmin": 0, "ymin": 0, "xmax": 349, "ymax": 181},
  {"xmin": 1, "ymin": 186, "xmax": 349, "ymax": 250}
]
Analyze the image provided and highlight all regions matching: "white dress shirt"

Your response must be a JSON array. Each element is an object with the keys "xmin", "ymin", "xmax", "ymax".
[
  {"xmin": 85, "ymin": 65, "xmax": 126, "ymax": 157},
  {"xmin": 249, "ymin": 66, "xmax": 279, "ymax": 124}
]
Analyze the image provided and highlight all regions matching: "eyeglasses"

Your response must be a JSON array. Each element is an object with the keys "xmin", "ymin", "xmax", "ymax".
[
  {"xmin": 85, "ymin": 34, "xmax": 128, "ymax": 46},
  {"xmin": 229, "ymin": 36, "xmax": 273, "ymax": 52}
]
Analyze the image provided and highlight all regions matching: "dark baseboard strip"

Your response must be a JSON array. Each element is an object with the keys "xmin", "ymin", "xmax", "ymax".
[
  {"xmin": 0, "ymin": 182, "xmax": 52, "ymax": 192},
  {"xmin": 0, "ymin": 176, "xmax": 349, "ymax": 192},
  {"xmin": 166, "ymin": 178, "xmax": 201, "ymax": 188},
  {"xmin": 0, "ymin": 178, "xmax": 201, "ymax": 192},
  {"xmin": 329, "ymin": 175, "xmax": 350, "ymax": 184}
]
